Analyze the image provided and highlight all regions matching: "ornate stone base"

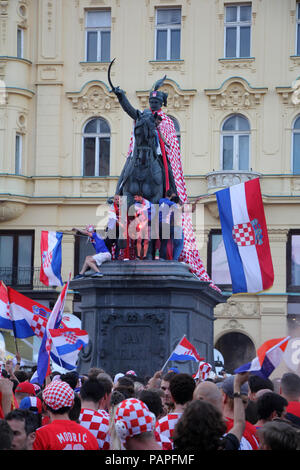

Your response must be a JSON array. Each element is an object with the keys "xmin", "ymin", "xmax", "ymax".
[{"xmin": 70, "ymin": 261, "xmax": 227, "ymax": 378}]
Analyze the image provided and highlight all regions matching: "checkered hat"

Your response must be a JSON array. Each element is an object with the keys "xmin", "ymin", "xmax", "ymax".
[
  {"xmin": 43, "ymin": 380, "xmax": 74, "ymax": 410},
  {"xmin": 115, "ymin": 398, "xmax": 155, "ymax": 442}
]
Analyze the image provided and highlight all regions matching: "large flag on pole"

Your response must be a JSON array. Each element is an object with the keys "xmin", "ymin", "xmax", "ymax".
[
  {"xmin": 49, "ymin": 327, "xmax": 89, "ymax": 370},
  {"xmin": 40, "ymin": 231, "xmax": 63, "ymax": 287},
  {"xmin": 0, "ymin": 282, "xmax": 51, "ymax": 339},
  {"xmin": 32, "ymin": 275, "xmax": 71, "ymax": 385},
  {"xmin": 216, "ymin": 178, "xmax": 274, "ymax": 294},
  {"xmin": 234, "ymin": 336, "xmax": 290, "ymax": 378}
]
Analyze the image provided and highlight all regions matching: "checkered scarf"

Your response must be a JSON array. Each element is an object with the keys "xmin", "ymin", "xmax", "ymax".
[{"xmin": 128, "ymin": 110, "xmax": 220, "ymax": 291}]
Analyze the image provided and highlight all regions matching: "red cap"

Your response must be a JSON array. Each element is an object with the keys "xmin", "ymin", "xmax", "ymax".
[{"xmin": 15, "ymin": 381, "xmax": 36, "ymax": 396}]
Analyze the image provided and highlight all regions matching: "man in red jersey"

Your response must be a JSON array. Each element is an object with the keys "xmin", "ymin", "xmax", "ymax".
[
  {"xmin": 280, "ymin": 372, "xmax": 300, "ymax": 427},
  {"xmin": 33, "ymin": 379, "xmax": 99, "ymax": 450},
  {"xmin": 218, "ymin": 375, "xmax": 259, "ymax": 450}
]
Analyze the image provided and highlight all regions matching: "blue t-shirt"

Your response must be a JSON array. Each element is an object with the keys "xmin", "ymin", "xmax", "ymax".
[
  {"xmin": 159, "ymin": 198, "xmax": 175, "ymax": 223},
  {"xmin": 91, "ymin": 232, "xmax": 109, "ymax": 254}
]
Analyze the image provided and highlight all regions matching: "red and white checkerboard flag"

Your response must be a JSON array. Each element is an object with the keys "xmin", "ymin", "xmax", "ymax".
[
  {"xmin": 48, "ymin": 327, "xmax": 89, "ymax": 371},
  {"xmin": 194, "ymin": 361, "xmax": 212, "ymax": 381}
]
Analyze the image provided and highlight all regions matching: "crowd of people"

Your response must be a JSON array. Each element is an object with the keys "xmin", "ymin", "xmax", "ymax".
[{"xmin": 0, "ymin": 355, "xmax": 300, "ymax": 451}]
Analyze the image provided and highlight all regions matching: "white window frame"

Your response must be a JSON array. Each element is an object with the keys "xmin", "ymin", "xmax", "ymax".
[
  {"xmin": 15, "ymin": 133, "xmax": 22, "ymax": 175},
  {"xmin": 224, "ymin": 3, "xmax": 252, "ymax": 58},
  {"xmin": 220, "ymin": 115, "xmax": 251, "ymax": 171},
  {"xmin": 82, "ymin": 118, "xmax": 111, "ymax": 177},
  {"xmin": 85, "ymin": 10, "xmax": 111, "ymax": 62},
  {"xmin": 155, "ymin": 8, "xmax": 181, "ymax": 61},
  {"xmin": 292, "ymin": 115, "xmax": 300, "ymax": 174},
  {"xmin": 17, "ymin": 27, "xmax": 24, "ymax": 58}
]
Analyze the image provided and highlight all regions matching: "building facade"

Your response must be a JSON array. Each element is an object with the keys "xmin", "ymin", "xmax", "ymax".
[{"xmin": 0, "ymin": 0, "xmax": 300, "ymax": 372}]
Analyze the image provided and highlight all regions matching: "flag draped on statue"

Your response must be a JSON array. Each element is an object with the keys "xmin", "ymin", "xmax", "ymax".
[
  {"xmin": 234, "ymin": 336, "xmax": 290, "ymax": 378},
  {"xmin": 128, "ymin": 110, "xmax": 220, "ymax": 292},
  {"xmin": 216, "ymin": 178, "xmax": 274, "ymax": 294},
  {"xmin": 40, "ymin": 231, "xmax": 63, "ymax": 287}
]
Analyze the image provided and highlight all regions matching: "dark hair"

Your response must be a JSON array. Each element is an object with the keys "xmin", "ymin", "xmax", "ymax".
[
  {"xmin": 80, "ymin": 379, "xmax": 105, "ymax": 403},
  {"xmin": 113, "ymin": 385, "xmax": 135, "ymax": 399},
  {"xmin": 110, "ymin": 390, "xmax": 126, "ymax": 408},
  {"xmin": 5, "ymin": 409, "xmax": 40, "ymax": 435},
  {"xmin": 97, "ymin": 376, "xmax": 113, "ymax": 395},
  {"xmin": 68, "ymin": 393, "xmax": 81, "ymax": 423},
  {"xmin": 248, "ymin": 375, "xmax": 274, "ymax": 393},
  {"xmin": 169, "ymin": 373, "xmax": 196, "ymax": 405},
  {"xmin": 138, "ymin": 390, "xmax": 164, "ymax": 418},
  {"xmin": 258, "ymin": 420, "xmax": 300, "ymax": 450},
  {"xmin": 0, "ymin": 419, "xmax": 13, "ymax": 450},
  {"xmin": 173, "ymin": 400, "xmax": 227, "ymax": 452},
  {"xmin": 166, "ymin": 189, "xmax": 173, "ymax": 198},
  {"xmin": 14, "ymin": 370, "xmax": 29, "ymax": 383},
  {"xmin": 162, "ymin": 371, "xmax": 177, "ymax": 383},
  {"xmin": 117, "ymin": 376, "xmax": 135, "ymax": 388},
  {"xmin": 60, "ymin": 372, "xmax": 79, "ymax": 390},
  {"xmin": 281, "ymin": 373, "xmax": 300, "ymax": 398},
  {"xmin": 256, "ymin": 392, "xmax": 288, "ymax": 421}
]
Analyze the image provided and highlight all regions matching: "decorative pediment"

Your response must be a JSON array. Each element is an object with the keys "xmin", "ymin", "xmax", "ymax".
[
  {"xmin": 66, "ymin": 80, "xmax": 119, "ymax": 113},
  {"xmin": 136, "ymin": 78, "xmax": 197, "ymax": 112},
  {"xmin": 205, "ymin": 77, "xmax": 267, "ymax": 111},
  {"xmin": 276, "ymin": 78, "xmax": 300, "ymax": 106}
]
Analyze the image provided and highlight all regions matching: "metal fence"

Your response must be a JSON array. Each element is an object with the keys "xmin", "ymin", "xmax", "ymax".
[{"xmin": 0, "ymin": 267, "xmax": 56, "ymax": 291}]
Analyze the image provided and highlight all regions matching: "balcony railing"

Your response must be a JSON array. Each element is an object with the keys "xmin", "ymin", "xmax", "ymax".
[
  {"xmin": 205, "ymin": 170, "xmax": 261, "ymax": 192},
  {"xmin": 0, "ymin": 267, "xmax": 56, "ymax": 291}
]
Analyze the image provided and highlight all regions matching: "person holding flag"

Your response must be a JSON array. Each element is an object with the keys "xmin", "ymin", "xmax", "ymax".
[{"xmin": 31, "ymin": 275, "xmax": 71, "ymax": 386}]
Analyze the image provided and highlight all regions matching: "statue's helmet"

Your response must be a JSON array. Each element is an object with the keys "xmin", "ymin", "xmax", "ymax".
[{"xmin": 149, "ymin": 75, "xmax": 168, "ymax": 107}]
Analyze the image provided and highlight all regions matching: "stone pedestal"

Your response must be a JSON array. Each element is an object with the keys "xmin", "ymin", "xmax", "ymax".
[{"xmin": 70, "ymin": 261, "xmax": 227, "ymax": 378}]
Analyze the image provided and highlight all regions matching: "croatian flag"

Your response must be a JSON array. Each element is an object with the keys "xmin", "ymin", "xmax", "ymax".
[
  {"xmin": 168, "ymin": 336, "xmax": 201, "ymax": 362},
  {"xmin": 0, "ymin": 282, "xmax": 51, "ymax": 339},
  {"xmin": 49, "ymin": 327, "xmax": 89, "ymax": 370},
  {"xmin": 195, "ymin": 361, "xmax": 212, "ymax": 381},
  {"xmin": 33, "ymin": 276, "xmax": 70, "ymax": 385},
  {"xmin": 234, "ymin": 336, "xmax": 290, "ymax": 378},
  {"xmin": 216, "ymin": 178, "xmax": 274, "ymax": 294},
  {"xmin": 40, "ymin": 231, "xmax": 63, "ymax": 287}
]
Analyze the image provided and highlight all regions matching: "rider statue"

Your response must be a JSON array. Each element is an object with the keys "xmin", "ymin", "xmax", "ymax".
[{"xmin": 108, "ymin": 64, "xmax": 178, "ymax": 207}]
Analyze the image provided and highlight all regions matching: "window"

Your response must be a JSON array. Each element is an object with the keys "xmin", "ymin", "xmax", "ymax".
[
  {"xmin": 224, "ymin": 4, "xmax": 251, "ymax": 58},
  {"xmin": 221, "ymin": 114, "xmax": 250, "ymax": 171},
  {"xmin": 287, "ymin": 231, "xmax": 300, "ymax": 291},
  {"xmin": 296, "ymin": 3, "xmax": 300, "ymax": 55},
  {"xmin": 292, "ymin": 115, "xmax": 300, "ymax": 174},
  {"xmin": 15, "ymin": 134, "xmax": 22, "ymax": 175},
  {"xmin": 0, "ymin": 231, "xmax": 34, "ymax": 286},
  {"xmin": 168, "ymin": 115, "xmax": 181, "ymax": 148},
  {"xmin": 155, "ymin": 8, "xmax": 181, "ymax": 60},
  {"xmin": 85, "ymin": 10, "xmax": 111, "ymax": 62},
  {"xmin": 82, "ymin": 118, "xmax": 110, "ymax": 176},
  {"xmin": 17, "ymin": 28, "xmax": 24, "ymax": 58},
  {"xmin": 207, "ymin": 230, "xmax": 232, "ymax": 288}
]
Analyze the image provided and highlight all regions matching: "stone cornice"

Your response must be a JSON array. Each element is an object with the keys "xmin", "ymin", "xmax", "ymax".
[{"xmin": 205, "ymin": 76, "xmax": 267, "ymax": 110}]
